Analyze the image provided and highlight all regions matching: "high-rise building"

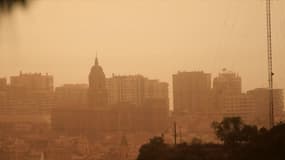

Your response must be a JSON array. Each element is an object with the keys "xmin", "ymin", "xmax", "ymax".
[
  {"xmin": 212, "ymin": 71, "xmax": 242, "ymax": 113},
  {"xmin": 54, "ymin": 84, "xmax": 88, "ymax": 108},
  {"xmin": 106, "ymin": 75, "xmax": 145, "ymax": 105},
  {"xmin": 213, "ymin": 71, "xmax": 241, "ymax": 96},
  {"xmin": 106, "ymin": 75, "xmax": 169, "ymax": 106},
  {"xmin": 173, "ymin": 71, "xmax": 211, "ymax": 114},
  {"xmin": 144, "ymin": 80, "xmax": 169, "ymax": 103},
  {"xmin": 10, "ymin": 72, "xmax": 53, "ymax": 92},
  {"xmin": 247, "ymin": 88, "xmax": 284, "ymax": 128},
  {"xmin": 222, "ymin": 94, "xmax": 255, "ymax": 124},
  {"xmin": 88, "ymin": 57, "xmax": 108, "ymax": 108},
  {"xmin": 0, "ymin": 78, "xmax": 8, "ymax": 107},
  {"xmin": 0, "ymin": 78, "xmax": 7, "ymax": 90},
  {"xmin": 6, "ymin": 72, "xmax": 54, "ymax": 111}
]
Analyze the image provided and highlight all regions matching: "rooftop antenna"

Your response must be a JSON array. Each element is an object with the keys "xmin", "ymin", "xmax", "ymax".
[{"xmin": 266, "ymin": 0, "xmax": 274, "ymax": 128}]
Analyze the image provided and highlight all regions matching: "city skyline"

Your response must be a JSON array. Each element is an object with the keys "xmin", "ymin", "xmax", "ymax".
[
  {"xmin": 1, "ymin": 1, "xmax": 285, "ymax": 160},
  {"xmin": 0, "ymin": 58, "xmax": 282, "ymax": 91},
  {"xmin": 1, "ymin": 58, "xmax": 284, "ymax": 111},
  {"xmin": 1, "ymin": 0, "xmax": 285, "ymax": 92}
]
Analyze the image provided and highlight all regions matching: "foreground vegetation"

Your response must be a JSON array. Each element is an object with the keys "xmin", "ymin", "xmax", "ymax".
[{"xmin": 137, "ymin": 117, "xmax": 285, "ymax": 160}]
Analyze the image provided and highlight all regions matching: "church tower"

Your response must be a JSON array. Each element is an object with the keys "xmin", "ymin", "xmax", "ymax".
[{"xmin": 88, "ymin": 56, "xmax": 108, "ymax": 108}]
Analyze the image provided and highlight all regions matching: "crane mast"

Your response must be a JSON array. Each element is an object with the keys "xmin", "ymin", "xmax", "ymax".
[{"xmin": 266, "ymin": 0, "xmax": 274, "ymax": 128}]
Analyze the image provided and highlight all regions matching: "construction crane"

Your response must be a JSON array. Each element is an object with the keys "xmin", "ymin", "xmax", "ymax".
[{"xmin": 266, "ymin": 0, "xmax": 274, "ymax": 128}]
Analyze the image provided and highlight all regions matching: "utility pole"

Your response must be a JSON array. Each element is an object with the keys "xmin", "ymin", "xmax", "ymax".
[
  {"xmin": 266, "ymin": 0, "xmax": 274, "ymax": 128},
  {"xmin": 179, "ymin": 126, "xmax": 182, "ymax": 144},
  {"xmin": 173, "ymin": 121, "xmax": 177, "ymax": 145}
]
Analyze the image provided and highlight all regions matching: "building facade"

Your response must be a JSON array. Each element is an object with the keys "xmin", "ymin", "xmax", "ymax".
[
  {"xmin": 10, "ymin": 72, "xmax": 53, "ymax": 92},
  {"xmin": 54, "ymin": 84, "xmax": 88, "ymax": 108},
  {"xmin": 213, "ymin": 71, "xmax": 242, "ymax": 96},
  {"xmin": 0, "ymin": 78, "xmax": 7, "ymax": 90},
  {"xmin": 0, "ymin": 72, "xmax": 54, "ymax": 112},
  {"xmin": 173, "ymin": 71, "xmax": 211, "ymax": 114},
  {"xmin": 247, "ymin": 88, "xmax": 284, "ymax": 128},
  {"xmin": 212, "ymin": 71, "xmax": 242, "ymax": 113},
  {"xmin": 0, "ymin": 78, "xmax": 8, "ymax": 107},
  {"xmin": 106, "ymin": 75, "xmax": 169, "ymax": 107},
  {"xmin": 222, "ymin": 94, "xmax": 255, "ymax": 124},
  {"xmin": 106, "ymin": 75, "xmax": 145, "ymax": 106}
]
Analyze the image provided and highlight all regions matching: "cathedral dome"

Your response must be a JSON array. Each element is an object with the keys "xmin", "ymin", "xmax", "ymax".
[
  {"xmin": 89, "ymin": 57, "xmax": 106, "ymax": 89},
  {"xmin": 88, "ymin": 56, "xmax": 108, "ymax": 108}
]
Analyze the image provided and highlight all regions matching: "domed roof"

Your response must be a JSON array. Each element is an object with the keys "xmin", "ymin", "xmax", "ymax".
[
  {"xmin": 91, "ymin": 57, "xmax": 103, "ymax": 74},
  {"xmin": 89, "ymin": 57, "xmax": 106, "ymax": 89},
  {"xmin": 89, "ymin": 57, "xmax": 105, "ymax": 78}
]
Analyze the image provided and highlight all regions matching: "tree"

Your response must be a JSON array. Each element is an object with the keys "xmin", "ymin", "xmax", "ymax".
[
  {"xmin": 191, "ymin": 137, "xmax": 202, "ymax": 146},
  {"xmin": 212, "ymin": 117, "xmax": 243, "ymax": 145},
  {"xmin": 240, "ymin": 124, "xmax": 258, "ymax": 142},
  {"xmin": 137, "ymin": 136, "xmax": 168, "ymax": 160},
  {"xmin": 212, "ymin": 117, "xmax": 257, "ymax": 146},
  {"xmin": 243, "ymin": 123, "xmax": 285, "ymax": 160}
]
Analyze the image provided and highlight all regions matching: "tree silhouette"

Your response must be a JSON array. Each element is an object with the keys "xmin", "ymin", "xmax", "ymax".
[
  {"xmin": 212, "ymin": 117, "xmax": 258, "ymax": 146},
  {"xmin": 212, "ymin": 117, "xmax": 244, "ymax": 145},
  {"xmin": 137, "ymin": 136, "xmax": 168, "ymax": 160}
]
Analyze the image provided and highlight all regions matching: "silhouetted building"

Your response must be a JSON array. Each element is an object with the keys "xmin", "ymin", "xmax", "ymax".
[
  {"xmin": 144, "ymin": 79, "xmax": 169, "ymax": 106},
  {"xmin": 211, "ymin": 70, "xmax": 241, "ymax": 114},
  {"xmin": 51, "ymin": 102, "xmax": 169, "ymax": 134},
  {"xmin": 0, "ymin": 72, "xmax": 54, "ymax": 112},
  {"xmin": 51, "ymin": 58, "xmax": 169, "ymax": 135},
  {"xmin": 0, "ymin": 78, "xmax": 8, "ymax": 107},
  {"xmin": 172, "ymin": 70, "xmax": 258, "ymax": 134},
  {"xmin": 54, "ymin": 84, "xmax": 88, "ymax": 108},
  {"xmin": 247, "ymin": 88, "xmax": 284, "ymax": 128},
  {"xmin": 213, "ymin": 71, "xmax": 242, "ymax": 96},
  {"xmin": 222, "ymin": 94, "xmax": 255, "ymax": 123},
  {"xmin": 0, "ymin": 91, "xmax": 7, "ymax": 107},
  {"xmin": 106, "ymin": 75, "xmax": 169, "ymax": 107},
  {"xmin": 0, "ymin": 78, "xmax": 7, "ymax": 90},
  {"xmin": 88, "ymin": 57, "xmax": 108, "ymax": 108},
  {"xmin": 106, "ymin": 75, "xmax": 145, "ymax": 106},
  {"xmin": 212, "ymin": 71, "xmax": 284, "ymax": 126},
  {"xmin": 173, "ymin": 71, "xmax": 211, "ymax": 114},
  {"xmin": 10, "ymin": 72, "xmax": 53, "ymax": 92}
]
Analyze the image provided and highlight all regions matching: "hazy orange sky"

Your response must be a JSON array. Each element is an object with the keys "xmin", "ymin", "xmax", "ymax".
[{"xmin": 0, "ymin": 0, "xmax": 285, "ymax": 93}]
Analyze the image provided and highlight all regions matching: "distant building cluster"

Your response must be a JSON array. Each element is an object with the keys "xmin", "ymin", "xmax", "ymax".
[
  {"xmin": 0, "ymin": 58, "xmax": 285, "ymax": 160},
  {"xmin": 173, "ymin": 70, "xmax": 284, "ymax": 128},
  {"xmin": 0, "ymin": 72, "xmax": 54, "ymax": 112},
  {"xmin": 52, "ymin": 57, "xmax": 169, "ymax": 134},
  {"xmin": 106, "ymin": 74, "xmax": 168, "ymax": 106},
  {"xmin": 0, "ymin": 59, "xmax": 169, "ymax": 135},
  {"xmin": 0, "ymin": 58, "xmax": 284, "ymax": 135},
  {"xmin": 54, "ymin": 84, "xmax": 88, "ymax": 108}
]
